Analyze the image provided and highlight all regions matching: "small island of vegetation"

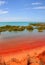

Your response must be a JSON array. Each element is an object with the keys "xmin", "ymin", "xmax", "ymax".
[{"xmin": 0, "ymin": 23, "xmax": 45, "ymax": 32}]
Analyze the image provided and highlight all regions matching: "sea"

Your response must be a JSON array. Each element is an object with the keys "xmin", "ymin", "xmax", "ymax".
[
  {"xmin": 0, "ymin": 22, "xmax": 37, "ymax": 26},
  {"xmin": 0, "ymin": 22, "xmax": 30, "ymax": 26}
]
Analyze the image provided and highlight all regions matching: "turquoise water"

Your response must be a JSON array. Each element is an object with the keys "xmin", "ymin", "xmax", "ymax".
[{"xmin": 0, "ymin": 22, "xmax": 30, "ymax": 26}]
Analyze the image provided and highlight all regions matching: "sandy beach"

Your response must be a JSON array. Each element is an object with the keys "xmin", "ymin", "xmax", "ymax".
[
  {"xmin": 0, "ymin": 31, "xmax": 45, "ymax": 65},
  {"xmin": 0, "ymin": 35, "xmax": 45, "ymax": 55}
]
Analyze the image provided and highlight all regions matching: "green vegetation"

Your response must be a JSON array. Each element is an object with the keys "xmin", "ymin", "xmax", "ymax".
[
  {"xmin": 30, "ymin": 23, "xmax": 45, "ymax": 26},
  {"xmin": 26, "ymin": 25, "xmax": 34, "ymax": 31},
  {"xmin": 30, "ymin": 23, "xmax": 45, "ymax": 32},
  {"xmin": 0, "ymin": 23, "xmax": 45, "ymax": 32},
  {"xmin": 0, "ymin": 25, "xmax": 33, "ymax": 32}
]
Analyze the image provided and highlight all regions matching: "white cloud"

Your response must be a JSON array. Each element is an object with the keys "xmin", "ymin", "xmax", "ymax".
[
  {"xmin": 32, "ymin": 2, "xmax": 42, "ymax": 5},
  {"xmin": 0, "ymin": 17, "xmax": 45, "ymax": 22},
  {"xmin": 0, "ymin": 0, "xmax": 6, "ymax": 6},
  {"xmin": 0, "ymin": 17, "xmax": 31, "ymax": 22},
  {"xmin": 32, "ymin": 6, "xmax": 45, "ymax": 9},
  {"xmin": 0, "ymin": 10, "xmax": 8, "ymax": 14}
]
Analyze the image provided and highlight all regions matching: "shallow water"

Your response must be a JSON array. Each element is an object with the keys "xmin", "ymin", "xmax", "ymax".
[
  {"xmin": 0, "ymin": 29, "xmax": 45, "ymax": 40},
  {"xmin": 0, "ymin": 30, "xmax": 45, "ymax": 55}
]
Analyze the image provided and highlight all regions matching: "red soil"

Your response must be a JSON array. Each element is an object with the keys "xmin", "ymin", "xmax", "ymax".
[
  {"xmin": 0, "ymin": 35, "xmax": 45, "ymax": 55},
  {"xmin": 37, "ymin": 51, "xmax": 45, "ymax": 64}
]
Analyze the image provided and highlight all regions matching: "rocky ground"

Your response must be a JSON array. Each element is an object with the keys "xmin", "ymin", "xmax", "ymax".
[{"xmin": 0, "ymin": 46, "xmax": 45, "ymax": 65}]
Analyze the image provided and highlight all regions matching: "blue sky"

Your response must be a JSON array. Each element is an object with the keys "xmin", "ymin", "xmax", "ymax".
[{"xmin": 0, "ymin": 0, "xmax": 45, "ymax": 22}]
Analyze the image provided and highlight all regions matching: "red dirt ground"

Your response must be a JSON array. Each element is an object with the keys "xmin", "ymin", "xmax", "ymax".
[{"xmin": 0, "ymin": 35, "xmax": 45, "ymax": 55}]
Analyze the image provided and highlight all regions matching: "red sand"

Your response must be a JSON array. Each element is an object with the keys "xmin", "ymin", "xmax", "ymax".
[{"xmin": 0, "ymin": 35, "xmax": 45, "ymax": 55}]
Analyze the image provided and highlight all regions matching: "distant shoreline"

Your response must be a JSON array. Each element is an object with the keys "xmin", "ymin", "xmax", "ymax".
[{"xmin": 0, "ymin": 23, "xmax": 45, "ymax": 32}]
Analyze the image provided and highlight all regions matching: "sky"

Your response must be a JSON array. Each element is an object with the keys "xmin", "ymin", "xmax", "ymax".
[{"xmin": 0, "ymin": 0, "xmax": 45, "ymax": 22}]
